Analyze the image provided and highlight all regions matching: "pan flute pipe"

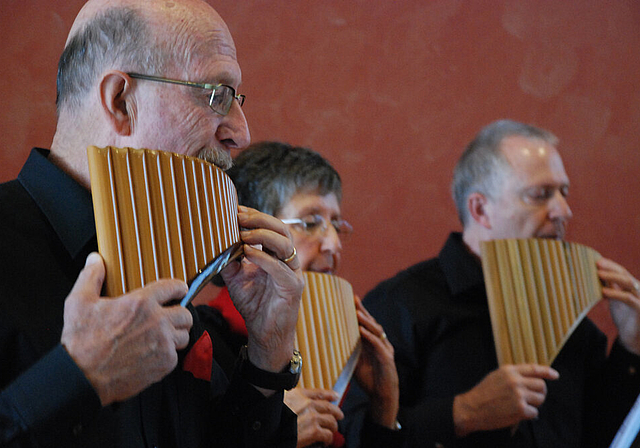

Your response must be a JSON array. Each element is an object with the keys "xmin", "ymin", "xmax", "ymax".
[
  {"xmin": 295, "ymin": 272, "xmax": 361, "ymax": 402},
  {"xmin": 480, "ymin": 238, "xmax": 602, "ymax": 366},
  {"xmin": 87, "ymin": 146, "xmax": 242, "ymax": 299}
]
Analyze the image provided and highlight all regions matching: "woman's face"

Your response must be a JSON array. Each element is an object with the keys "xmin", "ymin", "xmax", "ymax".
[{"xmin": 276, "ymin": 192, "xmax": 344, "ymax": 274}]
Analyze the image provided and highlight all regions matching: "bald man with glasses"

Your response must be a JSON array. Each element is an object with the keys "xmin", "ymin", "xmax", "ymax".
[{"xmin": 0, "ymin": 1, "xmax": 303, "ymax": 446}]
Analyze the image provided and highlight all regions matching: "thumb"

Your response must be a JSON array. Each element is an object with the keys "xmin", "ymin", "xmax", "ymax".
[{"xmin": 69, "ymin": 252, "xmax": 106, "ymax": 301}]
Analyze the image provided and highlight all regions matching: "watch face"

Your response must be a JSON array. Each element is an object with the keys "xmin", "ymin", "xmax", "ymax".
[{"xmin": 290, "ymin": 349, "xmax": 302, "ymax": 374}]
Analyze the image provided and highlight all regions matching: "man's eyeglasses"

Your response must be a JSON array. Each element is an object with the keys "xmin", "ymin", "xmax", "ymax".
[
  {"xmin": 281, "ymin": 214, "xmax": 353, "ymax": 238},
  {"xmin": 127, "ymin": 73, "xmax": 245, "ymax": 116}
]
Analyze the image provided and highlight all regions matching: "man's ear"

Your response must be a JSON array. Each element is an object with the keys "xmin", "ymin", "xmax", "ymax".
[
  {"xmin": 467, "ymin": 192, "xmax": 492, "ymax": 229},
  {"xmin": 99, "ymin": 71, "xmax": 135, "ymax": 136}
]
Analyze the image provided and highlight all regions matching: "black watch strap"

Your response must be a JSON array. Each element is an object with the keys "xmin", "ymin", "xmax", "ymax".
[{"xmin": 236, "ymin": 345, "xmax": 302, "ymax": 390}]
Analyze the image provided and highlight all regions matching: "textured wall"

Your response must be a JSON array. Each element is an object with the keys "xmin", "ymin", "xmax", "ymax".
[{"xmin": 1, "ymin": 1, "xmax": 638, "ymax": 336}]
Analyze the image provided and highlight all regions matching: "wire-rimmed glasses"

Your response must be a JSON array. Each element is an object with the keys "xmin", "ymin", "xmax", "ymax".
[
  {"xmin": 281, "ymin": 214, "xmax": 353, "ymax": 238},
  {"xmin": 127, "ymin": 73, "xmax": 245, "ymax": 116}
]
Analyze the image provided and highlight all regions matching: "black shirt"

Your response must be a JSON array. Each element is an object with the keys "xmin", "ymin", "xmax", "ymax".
[
  {"xmin": 344, "ymin": 232, "xmax": 640, "ymax": 447},
  {"xmin": 0, "ymin": 148, "xmax": 296, "ymax": 447}
]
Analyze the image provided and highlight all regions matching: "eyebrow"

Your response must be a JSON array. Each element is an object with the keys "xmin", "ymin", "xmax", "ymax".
[
  {"xmin": 297, "ymin": 207, "xmax": 342, "ymax": 219},
  {"xmin": 203, "ymin": 69, "xmax": 241, "ymax": 88},
  {"xmin": 520, "ymin": 182, "xmax": 570, "ymax": 196},
  {"xmin": 295, "ymin": 207, "xmax": 322, "ymax": 216}
]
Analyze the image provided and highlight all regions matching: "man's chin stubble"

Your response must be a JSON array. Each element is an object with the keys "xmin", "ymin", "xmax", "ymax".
[{"xmin": 197, "ymin": 147, "xmax": 233, "ymax": 171}]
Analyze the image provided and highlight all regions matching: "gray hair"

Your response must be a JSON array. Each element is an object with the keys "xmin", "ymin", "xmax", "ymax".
[
  {"xmin": 56, "ymin": 7, "xmax": 167, "ymax": 113},
  {"xmin": 227, "ymin": 141, "xmax": 342, "ymax": 216},
  {"xmin": 452, "ymin": 119, "xmax": 558, "ymax": 227}
]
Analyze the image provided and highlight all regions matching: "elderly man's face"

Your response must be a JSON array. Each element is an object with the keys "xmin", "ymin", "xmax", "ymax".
[
  {"xmin": 483, "ymin": 136, "xmax": 573, "ymax": 240},
  {"xmin": 126, "ymin": 30, "xmax": 250, "ymax": 169},
  {"xmin": 277, "ymin": 192, "xmax": 343, "ymax": 274}
]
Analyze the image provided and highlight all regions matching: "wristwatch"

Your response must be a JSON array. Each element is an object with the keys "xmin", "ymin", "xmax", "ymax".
[{"xmin": 237, "ymin": 345, "xmax": 302, "ymax": 390}]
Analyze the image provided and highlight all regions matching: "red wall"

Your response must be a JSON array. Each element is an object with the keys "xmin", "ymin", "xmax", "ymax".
[{"xmin": 1, "ymin": 1, "xmax": 639, "ymax": 335}]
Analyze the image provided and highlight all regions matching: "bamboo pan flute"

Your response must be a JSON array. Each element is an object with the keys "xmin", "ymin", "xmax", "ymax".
[
  {"xmin": 295, "ymin": 272, "xmax": 361, "ymax": 401},
  {"xmin": 87, "ymin": 146, "xmax": 241, "ymax": 298},
  {"xmin": 480, "ymin": 238, "xmax": 602, "ymax": 366}
]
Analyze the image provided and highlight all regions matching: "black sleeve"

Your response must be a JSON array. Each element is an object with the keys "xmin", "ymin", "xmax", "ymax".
[
  {"xmin": 0, "ymin": 345, "xmax": 102, "ymax": 447},
  {"xmin": 359, "ymin": 282, "xmax": 458, "ymax": 447}
]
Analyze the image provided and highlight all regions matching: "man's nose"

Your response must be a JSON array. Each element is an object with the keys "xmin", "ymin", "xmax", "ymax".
[
  {"xmin": 549, "ymin": 191, "xmax": 573, "ymax": 221},
  {"xmin": 219, "ymin": 101, "xmax": 250, "ymax": 150}
]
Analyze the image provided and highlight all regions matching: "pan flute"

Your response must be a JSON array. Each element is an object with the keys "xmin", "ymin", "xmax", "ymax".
[
  {"xmin": 481, "ymin": 238, "xmax": 602, "ymax": 366},
  {"xmin": 295, "ymin": 272, "xmax": 361, "ymax": 401},
  {"xmin": 87, "ymin": 146, "xmax": 242, "ymax": 299}
]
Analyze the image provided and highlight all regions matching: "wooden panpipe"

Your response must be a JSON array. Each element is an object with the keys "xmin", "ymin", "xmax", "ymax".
[
  {"xmin": 87, "ymin": 146, "xmax": 242, "ymax": 299},
  {"xmin": 481, "ymin": 238, "xmax": 602, "ymax": 366},
  {"xmin": 295, "ymin": 272, "xmax": 361, "ymax": 401}
]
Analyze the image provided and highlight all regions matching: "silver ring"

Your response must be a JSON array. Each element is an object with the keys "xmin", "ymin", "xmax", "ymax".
[
  {"xmin": 381, "ymin": 332, "xmax": 387, "ymax": 340},
  {"xmin": 281, "ymin": 247, "xmax": 297, "ymax": 264}
]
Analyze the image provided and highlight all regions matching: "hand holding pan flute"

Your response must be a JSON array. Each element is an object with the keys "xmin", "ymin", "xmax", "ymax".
[{"xmin": 221, "ymin": 206, "xmax": 304, "ymax": 385}]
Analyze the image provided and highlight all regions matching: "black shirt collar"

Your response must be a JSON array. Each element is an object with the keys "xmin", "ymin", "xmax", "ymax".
[
  {"xmin": 17, "ymin": 148, "xmax": 96, "ymax": 259},
  {"xmin": 439, "ymin": 232, "xmax": 486, "ymax": 297}
]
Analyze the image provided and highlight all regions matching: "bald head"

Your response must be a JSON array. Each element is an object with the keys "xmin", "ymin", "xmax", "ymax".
[
  {"xmin": 67, "ymin": 0, "xmax": 225, "ymax": 41},
  {"xmin": 51, "ymin": 0, "xmax": 249, "ymax": 189},
  {"xmin": 57, "ymin": 0, "xmax": 234, "ymax": 113},
  {"xmin": 452, "ymin": 119, "xmax": 559, "ymax": 227}
]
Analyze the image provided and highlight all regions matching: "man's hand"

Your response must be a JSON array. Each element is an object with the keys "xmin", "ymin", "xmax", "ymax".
[
  {"xmin": 284, "ymin": 388, "xmax": 344, "ymax": 447},
  {"xmin": 60, "ymin": 252, "xmax": 192, "ymax": 406},
  {"xmin": 353, "ymin": 297, "xmax": 400, "ymax": 429},
  {"xmin": 598, "ymin": 257, "xmax": 640, "ymax": 355},
  {"xmin": 221, "ymin": 206, "xmax": 304, "ymax": 375},
  {"xmin": 453, "ymin": 364, "xmax": 559, "ymax": 437}
]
